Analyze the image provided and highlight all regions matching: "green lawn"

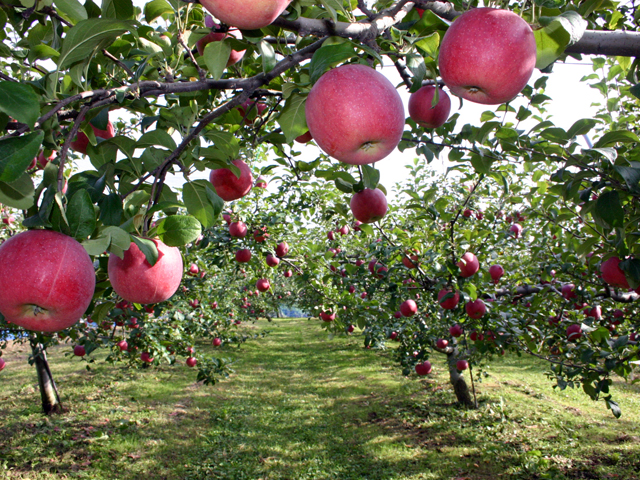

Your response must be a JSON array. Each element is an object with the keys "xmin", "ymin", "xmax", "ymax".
[{"xmin": 1, "ymin": 317, "xmax": 639, "ymax": 479}]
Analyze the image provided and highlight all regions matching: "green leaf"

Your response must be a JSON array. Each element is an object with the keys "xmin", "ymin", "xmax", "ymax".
[
  {"xmin": 82, "ymin": 235, "xmax": 111, "ymax": 255},
  {"xmin": 334, "ymin": 178, "xmax": 353, "ymax": 193},
  {"xmin": 594, "ymin": 130, "xmax": 640, "ymax": 147},
  {"xmin": 534, "ymin": 12, "xmax": 587, "ymax": 69},
  {"xmin": 361, "ymin": 165, "xmax": 380, "ymax": 190},
  {"xmin": 89, "ymin": 301, "xmax": 115, "ymax": 324},
  {"xmin": 613, "ymin": 166, "xmax": 640, "ymax": 193},
  {"xmin": 469, "ymin": 153, "xmax": 493, "ymax": 174},
  {"xmin": 414, "ymin": 32, "xmax": 440, "ymax": 59},
  {"xmin": 137, "ymin": 129, "xmax": 177, "ymax": 150},
  {"xmin": 605, "ymin": 396, "xmax": 621, "ymax": 418},
  {"xmin": 101, "ymin": 0, "xmax": 134, "ymax": 20},
  {"xmin": 277, "ymin": 93, "xmax": 307, "ymax": 143},
  {"xmin": 155, "ymin": 215, "xmax": 201, "ymax": 246},
  {"xmin": 0, "ymin": 82, "xmax": 40, "ymax": 129},
  {"xmin": 203, "ymin": 41, "xmax": 232, "ymax": 80},
  {"xmin": 130, "ymin": 236, "xmax": 159, "ymax": 266},
  {"xmin": 0, "ymin": 173, "xmax": 34, "ymax": 209},
  {"xmin": 182, "ymin": 180, "xmax": 223, "ymax": 228},
  {"xmin": 309, "ymin": 42, "xmax": 356, "ymax": 84},
  {"xmin": 68, "ymin": 189, "xmax": 97, "ymax": 239},
  {"xmin": 620, "ymin": 258, "xmax": 640, "ymax": 288},
  {"xmin": 567, "ymin": 118, "xmax": 598, "ymax": 138},
  {"xmin": 103, "ymin": 226, "xmax": 131, "ymax": 258},
  {"xmin": 98, "ymin": 193, "xmax": 123, "ymax": 226},
  {"xmin": 54, "ymin": 0, "xmax": 88, "ymax": 23},
  {"xmin": 58, "ymin": 19, "xmax": 132, "ymax": 69},
  {"xmin": 0, "ymin": 131, "xmax": 43, "ymax": 182},
  {"xmin": 257, "ymin": 39, "xmax": 276, "ymax": 73},
  {"xmin": 595, "ymin": 191, "xmax": 624, "ymax": 228},
  {"xmin": 144, "ymin": 0, "xmax": 173, "ymax": 22},
  {"xmin": 359, "ymin": 223, "xmax": 373, "ymax": 236}
]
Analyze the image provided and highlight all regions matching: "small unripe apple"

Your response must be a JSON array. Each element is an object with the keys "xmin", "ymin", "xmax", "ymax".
[
  {"xmin": 465, "ymin": 299, "xmax": 486, "ymax": 319},
  {"xmin": 415, "ymin": 361, "xmax": 432, "ymax": 375},
  {"xmin": 456, "ymin": 360, "xmax": 469, "ymax": 371},
  {"xmin": 438, "ymin": 289, "xmax": 460, "ymax": 310},
  {"xmin": 457, "ymin": 252, "xmax": 479, "ymax": 278},
  {"xmin": 408, "ymin": 86, "xmax": 451, "ymax": 128},
  {"xmin": 489, "ymin": 264, "xmax": 504, "ymax": 283},
  {"xmin": 306, "ymin": 64, "xmax": 405, "ymax": 165},
  {"xmin": 438, "ymin": 8, "xmax": 536, "ymax": 105},
  {"xmin": 350, "ymin": 188, "xmax": 388, "ymax": 224},
  {"xmin": 209, "ymin": 159, "xmax": 253, "ymax": 201},
  {"xmin": 449, "ymin": 324, "xmax": 463, "ymax": 337},
  {"xmin": 229, "ymin": 221, "xmax": 248, "ymax": 238},
  {"xmin": 74, "ymin": 345, "xmax": 86, "ymax": 357},
  {"xmin": 400, "ymin": 299, "xmax": 418, "ymax": 317}
]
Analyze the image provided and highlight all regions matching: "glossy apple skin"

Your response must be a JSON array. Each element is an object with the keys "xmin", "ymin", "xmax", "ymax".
[
  {"xmin": 350, "ymin": 188, "xmax": 388, "ymax": 224},
  {"xmin": 229, "ymin": 221, "xmax": 248, "ymax": 238},
  {"xmin": 256, "ymin": 279, "xmax": 270, "ymax": 292},
  {"xmin": 213, "ymin": 337, "xmax": 222, "ymax": 347},
  {"xmin": 489, "ymin": 264, "xmax": 504, "ymax": 283},
  {"xmin": 600, "ymin": 256, "xmax": 630, "ymax": 289},
  {"xmin": 209, "ymin": 159, "xmax": 253, "ymax": 201},
  {"xmin": 70, "ymin": 120, "xmax": 115, "ymax": 155},
  {"xmin": 456, "ymin": 360, "xmax": 469, "ymax": 371},
  {"xmin": 415, "ymin": 361, "xmax": 432, "ymax": 375},
  {"xmin": 438, "ymin": 289, "xmax": 460, "ymax": 310},
  {"xmin": 108, "ymin": 239, "xmax": 183, "ymax": 304},
  {"xmin": 438, "ymin": 8, "xmax": 536, "ymax": 105},
  {"xmin": 465, "ymin": 299, "xmax": 486, "ymax": 319},
  {"xmin": 408, "ymin": 86, "xmax": 451, "ymax": 128},
  {"xmin": 196, "ymin": 29, "xmax": 245, "ymax": 66},
  {"xmin": 457, "ymin": 252, "xmax": 479, "ymax": 278},
  {"xmin": 0, "ymin": 230, "xmax": 95, "ymax": 333},
  {"xmin": 199, "ymin": 0, "xmax": 290, "ymax": 30},
  {"xmin": 235, "ymin": 248, "xmax": 252, "ymax": 263},
  {"xmin": 275, "ymin": 242, "xmax": 289, "ymax": 257},
  {"xmin": 400, "ymin": 299, "xmax": 418, "ymax": 317},
  {"xmin": 0, "ymin": 358, "xmax": 5, "ymax": 371},
  {"xmin": 306, "ymin": 64, "xmax": 405, "ymax": 165}
]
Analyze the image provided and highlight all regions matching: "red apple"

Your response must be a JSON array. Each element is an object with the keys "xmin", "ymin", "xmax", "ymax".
[
  {"xmin": 186, "ymin": 357, "xmax": 197, "ymax": 367},
  {"xmin": 566, "ymin": 324, "xmax": 582, "ymax": 340},
  {"xmin": 209, "ymin": 159, "xmax": 253, "ymax": 201},
  {"xmin": 140, "ymin": 352, "xmax": 153, "ymax": 363},
  {"xmin": 199, "ymin": 0, "xmax": 290, "ymax": 30},
  {"xmin": 255, "ymin": 177, "xmax": 268, "ymax": 188},
  {"xmin": 305, "ymin": 64, "xmax": 405, "ymax": 165},
  {"xmin": 0, "ymin": 230, "xmax": 95, "ymax": 333},
  {"xmin": 117, "ymin": 340, "xmax": 128, "ymax": 351},
  {"xmin": 510, "ymin": 223, "xmax": 523, "ymax": 238},
  {"xmin": 253, "ymin": 228, "xmax": 268, "ymax": 242},
  {"xmin": 74, "ymin": 345, "xmax": 86, "ymax": 357},
  {"xmin": 235, "ymin": 248, "xmax": 252, "ymax": 263},
  {"xmin": 489, "ymin": 264, "xmax": 504, "ymax": 283},
  {"xmin": 415, "ymin": 361, "xmax": 432, "ymax": 375},
  {"xmin": 389, "ymin": 331, "xmax": 398, "ymax": 340},
  {"xmin": 222, "ymin": 213, "xmax": 231, "ymax": 224},
  {"xmin": 436, "ymin": 339, "xmax": 448, "ymax": 349},
  {"xmin": 360, "ymin": 292, "xmax": 367, "ymax": 299},
  {"xmin": 586, "ymin": 305, "xmax": 602, "ymax": 320},
  {"xmin": 211, "ymin": 301, "xmax": 218, "ymax": 309},
  {"xmin": 256, "ymin": 279, "xmax": 270, "ymax": 292},
  {"xmin": 449, "ymin": 324, "xmax": 463, "ymax": 337},
  {"xmin": 463, "ymin": 209, "xmax": 473, "ymax": 218},
  {"xmin": 196, "ymin": 28, "xmax": 245, "ymax": 66},
  {"xmin": 2, "ymin": 215, "xmax": 14, "ymax": 225},
  {"xmin": 189, "ymin": 263, "xmax": 199, "ymax": 275},
  {"xmin": 266, "ymin": 254, "xmax": 280, "ymax": 267},
  {"xmin": 348, "ymin": 285, "xmax": 356, "ymax": 294},
  {"xmin": 237, "ymin": 100, "xmax": 268, "ymax": 125},
  {"xmin": 108, "ymin": 239, "xmax": 183, "ymax": 304},
  {"xmin": 400, "ymin": 299, "xmax": 418, "ymax": 317},
  {"xmin": 229, "ymin": 221, "xmax": 248, "ymax": 238},
  {"xmin": 284, "ymin": 270, "xmax": 293, "ymax": 278},
  {"xmin": 438, "ymin": 8, "xmax": 536, "ymax": 105},
  {"xmin": 465, "ymin": 299, "xmax": 486, "ymax": 319},
  {"xmin": 70, "ymin": 120, "xmax": 116, "ymax": 155},
  {"xmin": 438, "ymin": 289, "xmax": 460, "ymax": 310},
  {"xmin": 339, "ymin": 225, "xmax": 350, "ymax": 236},
  {"xmin": 600, "ymin": 257, "xmax": 630, "ymax": 289},
  {"xmin": 408, "ymin": 86, "xmax": 451, "ymax": 128},
  {"xmin": 295, "ymin": 131, "xmax": 313, "ymax": 143},
  {"xmin": 457, "ymin": 252, "xmax": 479, "ymax": 278},
  {"xmin": 350, "ymin": 188, "xmax": 388, "ymax": 224},
  {"xmin": 37, "ymin": 150, "xmax": 56, "ymax": 169},
  {"xmin": 0, "ymin": 358, "xmax": 5, "ymax": 371},
  {"xmin": 276, "ymin": 242, "xmax": 289, "ymax": 257},
  {"xmin": 456, "ymin": 359, "xmax": 469, "ymax": 371},
  {"xmin": 561, "ymin": 284, "xmax": 577, "ymax": 300},
  {"xmin": 402, "ymin": 254, "xmax": 419, "ymax": 269},
  {"xmin": 213, "ymin": 337, "xmax": 222, "ymax": 347},
  {"xmin": 347, "ymin": 324, "xmax": 355, "ymax": 333}
]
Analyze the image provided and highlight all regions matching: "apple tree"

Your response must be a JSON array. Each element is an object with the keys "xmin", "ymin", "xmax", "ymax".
[{"xmin": 0, "ymin": 0, "xmax": 639, "ymax": 416}]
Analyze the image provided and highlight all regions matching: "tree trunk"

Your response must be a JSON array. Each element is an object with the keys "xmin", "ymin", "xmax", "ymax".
[
  {"xmin": 447, "ymin": 349, "xmax": 476, "ymax": 408},
  {"xmin": 30, "ymin": 340, "xmax": 63, "ymax": 415}
]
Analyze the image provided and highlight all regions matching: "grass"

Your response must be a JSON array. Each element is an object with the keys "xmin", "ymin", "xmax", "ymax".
[{"xmin": 1, "ymin": 317, "xmax": 640, "ymax": 479}]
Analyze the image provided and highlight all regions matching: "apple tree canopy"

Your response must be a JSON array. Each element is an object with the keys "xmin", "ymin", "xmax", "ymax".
[{"xmin": 0, "ymin": 0, "xmax": 639, "ymax": 417}]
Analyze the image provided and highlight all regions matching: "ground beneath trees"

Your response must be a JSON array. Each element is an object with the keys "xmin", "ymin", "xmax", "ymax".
[{"xmin": 1, "ymin": 318, "xmax": 640, "ymax": 479}]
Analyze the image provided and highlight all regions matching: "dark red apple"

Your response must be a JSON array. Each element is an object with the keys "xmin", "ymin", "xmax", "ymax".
[
  {"xmin": 74, "ymin": 345, "xmax": 86, "ymax": 357},
  {"xmin": 350, "ymin": 188, "xmax": 388, "ymax": 224},
  {"xmin": 566, "ymin": 324, "xmax": 582, "ymax": 340},
  {"xmin": 465, "ymin": 299, "xmax": 486, "ymax": 319},
  {"xmin": 438, "ymin": 289, "xmax": 460, "ymax": 310},
  {"xmin": 188, "ymin": 263, "xmax": 199, "ymax": 275},
  {"xmin": 408, "ymin": 86, "xmax": 451, "ymax": 128},
  {"xmin": 456, "ymin": 359, "xmax": 469, "ymax": 371},
  {"xmin": 295, "ymin": 131, "xmax": 313, "ymax": 143},
  {"xmin": 0, "ymin": 230, "xmax": 96, "ymax": 333},
  {"xmin": 438, "ymin": 8, "xmax": 536, "ymax": 105},
  {"xmin": 415, "ymin": 361, "xmax": 432, "ymax": 375},
  {"xmin": 237, "ymin": 100, "xmax": 267, "ymax": 125},
  {"xmin": 256, "ymin": 279, "xmax": 270, "ymax": 292},
  {"xmin": 489, "ymin": 264, "xmax": 504, "ymax": 283},
  {"xmin": 449, "ymin": 324, "xmax": 463, "ymax": 337},
  {"xmin": 140, "ymin": 352, "xmax": 153, "ymax": 363},
  {"xmin": 37, "ymin": 150, "xmax": 56, "ymax": 169},
  {"xmin": 600, "ymin": 257, "xmax": 630, "ymax": 289},
  {"xmin": 400, "ymin": 299, "xmax": 418, "ymax": 317},
  {"xmin": 108, "ymin": 239, "xmax": 183, "ymax": 304},
  {"xmin": 436, "ymin": 339, "xmax": 448, "ymax": 349},
  {"xmin": 213, "ymin": 337, "xmax": 222, "ymax": 347},
  {"xmin": 229, "ymin": 221, "xmax": 248, "ymax": 238},
  {"xmin": 235, "ymin": 248, "xmax": 251, "ymax": 263},
  {"xmin": 457, "ymin": 252, "xmax": 479, "ymax": 278},
  {"xmin": 510, "ymin": 223, "xmax": 523, "ymax": 238},
  {"xmin": 561, "ymin": 284, "xmax": 577, "ymax": 300},
  {"xmin": 186, "ymin": 357, "xmax": 197, "ymax": 367},
  {"xmin": 266, "ymin": 254, "xmax": 280, "ymax": 267},
  {"xmin": 209, "ymin": 159, "xmax": 253, "ymax": 201},
  {"xmin": 276, "ymin": 242, "xmax": 289, "ymax": 257},
  {"xmin": 117, "ymin": 340, "xmax": 128, "ymax": 351},
  {"xmin": 0, "ymin": 358, "xmax": 5, "ymax": 371},
  {"xmin": 305, "ymin": 64, "xmax": 405, "ymax": 165}
]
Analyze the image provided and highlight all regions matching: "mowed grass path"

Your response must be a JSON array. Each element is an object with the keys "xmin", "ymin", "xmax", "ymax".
[{"xmin": 2, "ymin": 317, "xmax": 640, "ymax": 479}]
